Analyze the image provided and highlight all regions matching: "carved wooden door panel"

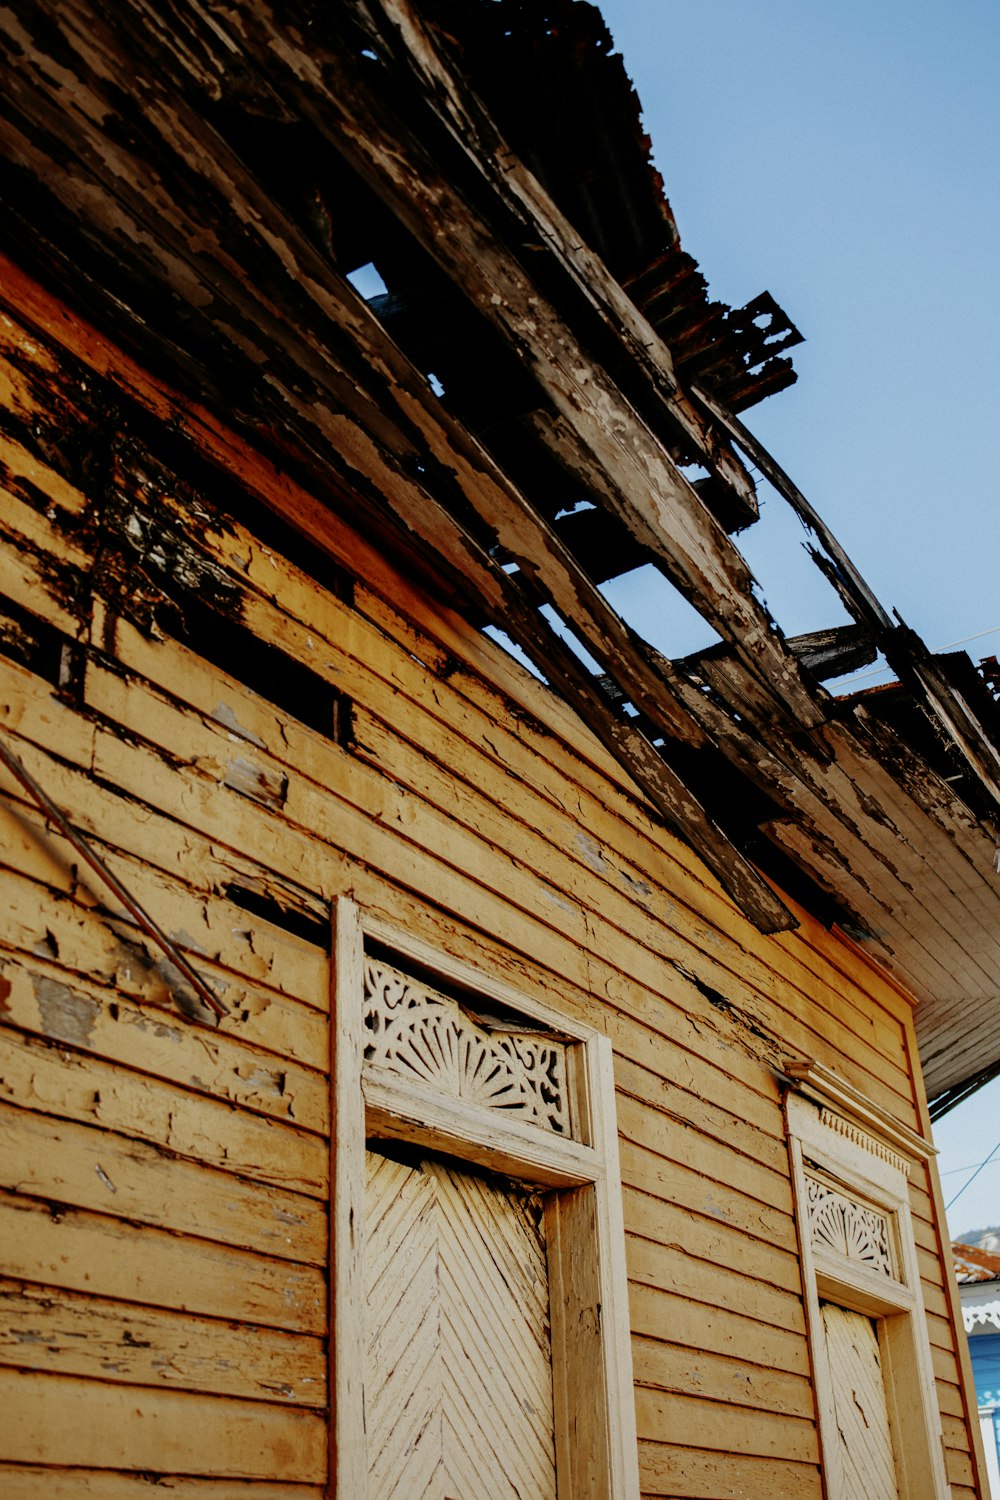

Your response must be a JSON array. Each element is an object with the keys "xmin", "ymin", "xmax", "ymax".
[
  {"xmin": 365, "ymin": 1148, "xmax": 558, "ymax": 1500},
  {"xmin": 820, "ymin": 1303, "xmax": 899, "ymax": 1499}
]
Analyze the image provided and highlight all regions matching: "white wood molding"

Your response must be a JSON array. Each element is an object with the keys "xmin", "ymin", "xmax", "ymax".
[
  {"xmin": 331, "ymin": 897, "xmax": 369, "ymax": 1500},
  {"xmin": 783, "ymin": 1058, "xmax": 935, "ymax": 1163},
  {"xmin": 785, "ymin": 1082, "xmax": 950, "ymax": 1500},
  {"xmin": 961, "ymin": 1289, "xmax": 1000, "ymax": 1333},
  {"xmin": 333, "ymin": 898, "xmax": 640, "ymax": 1500}
]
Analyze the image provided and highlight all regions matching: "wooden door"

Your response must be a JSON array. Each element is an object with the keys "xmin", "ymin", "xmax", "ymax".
[
  {"xmin": 365, "ymin": 1148, "xmax": 558, "ymax": 1500},
  {"xmin": 821, "ymin": 1302, "xmax": 899, "ymax": 1499}
]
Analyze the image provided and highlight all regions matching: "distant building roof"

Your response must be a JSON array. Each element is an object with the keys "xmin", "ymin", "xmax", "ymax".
[{"xmin": 954, "ymin": 1242, "xmax": 1000, "ymax": 1286}]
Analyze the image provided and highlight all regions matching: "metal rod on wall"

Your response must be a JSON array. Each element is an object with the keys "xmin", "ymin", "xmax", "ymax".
[{"xmin": 0, "ymin": 732, "xmax": 228, "ymax": 1020}]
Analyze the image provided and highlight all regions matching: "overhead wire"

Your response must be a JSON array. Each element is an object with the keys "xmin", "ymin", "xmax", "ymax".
[
  {"xmin": 945, "ymin": 1136, "xmax": 1000, "ymax": 1213},
  {"xmin": 837, "ymin": 623, "xmax": 1000, "ymax": 690}
]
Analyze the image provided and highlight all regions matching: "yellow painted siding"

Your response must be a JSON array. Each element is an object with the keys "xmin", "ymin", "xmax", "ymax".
[{"xmin": 0, "ymin": 277, "xmax": 979, "ymax": 1497}]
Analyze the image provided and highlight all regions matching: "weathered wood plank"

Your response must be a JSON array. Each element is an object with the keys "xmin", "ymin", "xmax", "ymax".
[
  {"xmin": 0, "ymin": 869, "xmax": 328, "ymax": 1071},
  {"xmin": 635, "ymin": 1387, "xmax": 817, "ymax": 1459},
  {"xmin": 0, "ymin": 1189, "xmax": 325, "ymax": 1333},
  {"xmin": 637, "ymin": 1441, "xmax": 821, "ymax": 1499},
  {"xmin": 0, "ymin": 530, "xmax": 82, "ymax": 638},
  {"xmin": 0, "ymin": 1470, "xmax": 323, "ymax": 1499},
  {"xmin": 0, "ymin": 1279, "xmax": 325, "ymax": 1405},
  {"xmin": 0, "ymin": 481, "xmax": 93, "ymax": 571},
  {"xmin": 615, "ymin": 1093, "xmax": 792, "ymax": 1213},
  {"xmin": 0, "ymin": 955, "xmax": 328, "ymax": 1133},
  {"xmin": 0, "ymin": 1102, "xmax": 327, "ymax": 1263},
  {"xmin": 631, "ymin": 1335, "xmax": 814, "ymax": 1418},
  {"xmin": 0, "ymin": 1369, "xmax": 326, "ymax": 1480},
  {"xmin": 0, "ymin": 1027, "xmax": 327, "ymax": 1196},
  {"xmin": 625, "ymin": 1204, "xmax": 805, "ymax": 1309},
  {"xmin": 0, "ymin": 784, "xmax": 329, "ymax": 1007},
  {"xmin": 621, "ymin": 1143, "xmax": 796, "ymax": 1256},
  {"xmin": 628, "ymin": 1283, "xmax": 809, "ymax": 1377},
  {"xmin": 0, "ymin": 430, "xmax": 89, "ymax": 517}
]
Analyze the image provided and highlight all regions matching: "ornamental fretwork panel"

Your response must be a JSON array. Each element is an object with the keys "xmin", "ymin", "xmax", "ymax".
[
  {"xmin": 362, "ymin": 956, "xmax": 572, "ymax": 1137},
  {"xmin": 805, "ymin": 1171, "xmax": 894, "ymax": 1279}
]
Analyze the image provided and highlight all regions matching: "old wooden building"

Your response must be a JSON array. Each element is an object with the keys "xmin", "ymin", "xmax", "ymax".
[{"xmin": 1, "ymin": 1, "xmax": 999, "ymax": 1496}]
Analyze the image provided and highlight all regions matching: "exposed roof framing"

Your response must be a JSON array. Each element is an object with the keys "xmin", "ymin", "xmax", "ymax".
[{"xmin": 2, "ymin": 0, "xmax": 1000, "ymax": 1106}]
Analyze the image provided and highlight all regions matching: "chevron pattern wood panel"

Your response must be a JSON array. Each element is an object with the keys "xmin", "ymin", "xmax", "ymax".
[
  {"xmin": 365, "ymin": 1149, "xmax": 557, "ymax": 1500},
  {"xmin": 820, "ymin": 1302, "xmax": 898, "ymax": 1499}
]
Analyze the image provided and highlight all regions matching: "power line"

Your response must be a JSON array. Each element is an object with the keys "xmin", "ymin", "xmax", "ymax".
[
  {"xmin": 946, "ymin": 1136, "xmax": 1000, "ymax": 1213},
  {"xmin": 837, "ymin": 622, "xmax": 1000, "ymax": 690},
  {"xmin": 940, "ymin": 1157, "xmax": 1000, "ymax": 1178}
]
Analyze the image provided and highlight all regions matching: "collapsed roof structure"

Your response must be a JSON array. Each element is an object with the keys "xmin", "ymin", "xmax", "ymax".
[
  {"xmin": 2, "ymin": 3, "xmax": 998, "ymax": 1495},
  {"xmin": 4, "ymin": 0, "xmax": 996, "ymax": 1113}
]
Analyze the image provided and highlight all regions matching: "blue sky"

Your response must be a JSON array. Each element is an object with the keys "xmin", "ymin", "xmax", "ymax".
[{"xmin": 597, "ymin": 0, "xmax": 1000, "ymax": 1234}]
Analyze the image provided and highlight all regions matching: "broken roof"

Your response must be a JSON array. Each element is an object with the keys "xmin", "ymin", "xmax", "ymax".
[{"xmin": 1, "ymin": 0, "xmax": 999, "ymax": 1113}]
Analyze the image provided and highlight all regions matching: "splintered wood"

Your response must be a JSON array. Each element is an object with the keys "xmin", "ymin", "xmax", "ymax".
[{"xmin": 0, "ymin": 260, "xmax": 980, "ymax": 1495}]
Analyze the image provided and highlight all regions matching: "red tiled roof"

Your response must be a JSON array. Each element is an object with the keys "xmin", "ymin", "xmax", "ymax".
[{"xmin": 952, "ymin": 1241, "xmax": 1000, "ymax": 1284}]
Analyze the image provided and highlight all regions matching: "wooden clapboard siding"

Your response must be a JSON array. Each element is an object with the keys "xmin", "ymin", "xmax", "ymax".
[
  {"xmin": 0, "ymin": 1471, "xmax": 324, "ymax": 1499},
  {"xmin": 0, "ymin": 277, "xmax": 978, "ymax": 1498},
  {"xmin": 0, "ymin": 1029, "xmax": 325, "ymax": 1195},
  {"xmin": 636, "ymin": 1441, "xmax": 822, "ymax": 1499},
  {"xmin": 0, "ymin": 1370, "xmax": 326, "ymax": 1479},
  {"xmin": 0, "ymin": 1191, "xmax": 325, "ymax": 1333},
  {"xmin": 0, "ymin": 346, "xmax": 333, "ymax": 1497},
  {"xmin": 0, "ymin": 953, "xmax": 328, "ymax": 1131},
  {"xmin": 0, "ymin": 1279, "xmax": 325, "ymax": 1404},
  {"xmin": 631, "ymin": 1335, "xmax": 815, "ymax": 1417},
  {"xmin": 629, "ymin": 1284, "xmax": 811, "ymax": 1374}
]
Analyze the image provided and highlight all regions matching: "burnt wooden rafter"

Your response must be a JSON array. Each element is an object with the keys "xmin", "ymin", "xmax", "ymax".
[
  {"xmin": 3, "ymin": 2, "xmax": 1000, "ymax": 1101},
  {"xmin": 5, "ymin": 0, "xmax": 999, "ymax": 967},
  {"xmin": 695, "ymin": 383, "xmax": 1000, "ymax": 823},
  {"xmin": 195, "ymin": 0, "xmax": 824, "ymax": 735},
  {"xmin": 0, "ymin": 0, "xmax": 794, "ymax": 929},
  {"xmin": 785, "ymin": 626, "xmax": 877, "ymax": 682}
]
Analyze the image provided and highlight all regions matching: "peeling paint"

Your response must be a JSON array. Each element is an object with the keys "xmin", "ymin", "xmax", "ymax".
[
  {"xmin": 574, "ymin": 830, "xmax": 608, "ymax": 874},
  {"xmin": 224, "ymin": 755, "xmax": 288, "ymax": 809},
  {"xmin": 33, "ymin": 974, "xmax": 100, "ymax": 1047},
  {"xmin": 211, "ymin": 701, "xmax": 266, "ymax": 746},
  {"xmin": 619, "ymin": 869, "xmax": 652, "ymax": 900}
]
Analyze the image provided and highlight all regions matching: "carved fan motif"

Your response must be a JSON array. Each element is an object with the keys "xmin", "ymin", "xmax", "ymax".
[
  {"xmin": 363, "ymin": 957, "xmax": 571, "ymax": 1136},
  {"xmin": 805, "ymin": 1173, "xmax": 893, "ymax": 1278}
]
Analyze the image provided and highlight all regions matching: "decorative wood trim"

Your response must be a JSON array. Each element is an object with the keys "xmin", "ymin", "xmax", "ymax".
[
  {"xmin": 362, "ymin": 1075, "xmax": 598, "ymax": 1192},
  {"xmin": 962, "ymin": 1298, "xmax": 1000, "ymax": 1333},
  {"xmin": 816, "ymin": 1108, "xmax": 910, "ymax": 1176},
  {"xmin": 588, "ymin": 1032, "xmax": 640, "ymax": 1500},
  {"xmin": 362, "ymin": 953, "xmax": 574, "ymax": 1138},
  {"xmin": 333, "ymin": 898, "xmax": 639, "ymax": 1500},
  {"xmin": 804, "ymin": 1173, "xmax": 894, "ymax": 1279},
  {"xmin": 783, "ymin": 1057, "xmax": 934, "ymax": 1163},
  {"xmin": 785, "ymin": 1082, "xmax": 950, "ymax": 1500}
]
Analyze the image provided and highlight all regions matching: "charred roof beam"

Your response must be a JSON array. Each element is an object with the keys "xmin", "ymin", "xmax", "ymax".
[
  {"xmin": 205, "ymin": 0, "xmax": 831, "ymax": 734},
  {"xmin": 696, "ymin": 382, "xmax": 1000, "ymax": 825}
]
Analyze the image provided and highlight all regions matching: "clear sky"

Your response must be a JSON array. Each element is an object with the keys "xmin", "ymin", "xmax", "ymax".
[{"xmin": 597, "ymin": 0, "xmax": 1000, "ymax": 1236}]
